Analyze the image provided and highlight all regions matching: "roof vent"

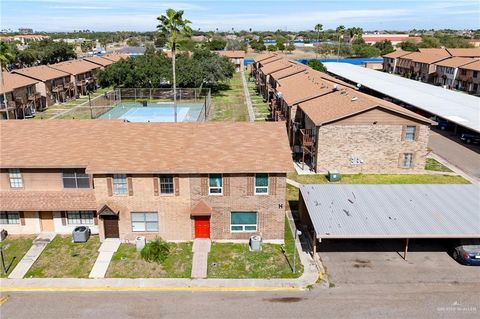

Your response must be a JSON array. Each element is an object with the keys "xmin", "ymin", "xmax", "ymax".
[
  {"xmin": 333, "ymin": 84, "xmax": 338, "ymax": 91},
  {"xmin": 351, "ymin": 97, "xmax": 358, "ymax": 102}
]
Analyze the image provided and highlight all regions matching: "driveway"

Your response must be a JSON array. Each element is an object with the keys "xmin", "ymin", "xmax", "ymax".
[
  {"xmin": 428, "ymin": 130, "xmax": 480, "ymax": 179},
  {"xmin": 318, "ymin": 239, "xmax": 480, "ymax": 286}
]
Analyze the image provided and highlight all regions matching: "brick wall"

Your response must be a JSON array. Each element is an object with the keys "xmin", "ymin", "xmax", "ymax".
[
  {"xmin": 315, "ymin": 124, "xmax": 429, "ymax": 173},
  {"xmin": 94, "ymin": 174, "xmax": 287, "ymax": 242}
]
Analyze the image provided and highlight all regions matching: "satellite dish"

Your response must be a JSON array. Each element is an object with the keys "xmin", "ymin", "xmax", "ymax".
[{"xmin": 356, "ymin": 83, "xmax": 362, "ymax": 89}]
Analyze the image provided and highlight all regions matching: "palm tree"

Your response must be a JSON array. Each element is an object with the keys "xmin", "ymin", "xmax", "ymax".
[
  {"xmin": 314, "ymin": 23, "xmax": 323, "ymax": 58},
  {"xmin": 157, "ymin": 8, "xmax": 192, "ymax": 122},
  {"xmin": 336, "ymin": 25, "xmax": 345, "ymax": 61},
  {"xmin": 0, "ymin": 42, "xmax": 15, "ymax": 119}
]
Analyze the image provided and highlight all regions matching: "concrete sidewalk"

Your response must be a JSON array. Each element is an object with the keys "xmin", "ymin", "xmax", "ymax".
[
  {"xmin": 8, "ymin": 233, "xmax": 56, "ymax": 279},
  {"xmin": 88, "ymin": 238, "xmax": 121, "ymax": 279},
  {"xmin": 240, "ymin": 70, "xmax": 255, "ymax": 122},
  {"xmin": 191, "ymin": 239, "xmax": 211, "ymax": 279}
]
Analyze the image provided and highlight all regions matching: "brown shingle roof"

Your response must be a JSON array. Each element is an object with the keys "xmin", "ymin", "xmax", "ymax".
[
  {"xmin": 0, "ymin": 190, "xmax": 97, "ymax": 211},
  {"xmin": 270, "ymin": 63, "xmax": 308, "ymax": 81},
  {"xmin": 260, "ymin": 58, "xmax": 293, "ymax": 75},
  {"xmin": 435, "ymin": 57, "xmax": 478, "ymax": 68},
  {"xmin": 402, "ymin": 49, "xmax": 451, "ymax": 64},
  {"xmin": 49, "ymin": 60, "xmax": 100, "ymax": 75},
  {"xmin": 102, "ymin": 53, "xmax": 129, "ymax": 62},
  {"xmin": 83, "ymin": 56, "xmax": 114, "ymax": 67},
  {"xmin": 218, "ymin": 50, "xmax": 245, "ymax": 58},
  {"xmin": 446, "ymin": 48, "xmax": 480, "ymax": 58},
  {"xmin": 253, "ymin": 53, "xmax": 277, "ymax": 62},
  {"xmin": 0, "ymin": 72, "xmax": 39, "ymax": 94},
  {"xmin": 0, "ymin": 121, "xmax": 293, "ymax": 174},
  {"xmin": 382, "ymin": 50, "xmax": 412, "ymax": 59},
  {"xmin": 11, "ymin": 65, "xmax": 70, "ymax": 82},
  {"xmin": 460, "ymin": 60, "xmax": 480, "ymax": 72},
  {"xmin": 298, "ymin": 87, "xmax": 433, "ymax": 126}
]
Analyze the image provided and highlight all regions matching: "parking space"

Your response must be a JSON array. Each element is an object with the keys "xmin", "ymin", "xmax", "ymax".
[{"xmin": 318, "ymin": 239, "xmax": 480, "ymax": 286}]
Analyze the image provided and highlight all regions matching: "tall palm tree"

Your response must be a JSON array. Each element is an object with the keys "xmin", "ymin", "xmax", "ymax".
[
  {"xmin": 157, "ymin": 9, "xmax": 192, "ymax": 122},
  {"xmin": 336, "ymin": 25, "xmax": 345, "ymax": 62},
  {"xmin": 0, "ymin": 42, "xmax": 15, "ymax": 119},
  {"xmin": 314, "ymin": 23, "xmax": 323, "ymax": 58}
]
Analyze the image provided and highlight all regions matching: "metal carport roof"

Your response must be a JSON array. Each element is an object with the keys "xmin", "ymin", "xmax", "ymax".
[
  {"xmin": 300, "ymin": 184, "xmax": 480, "ymax": 239},
  {"xmin": 323, "ymin": 62, "xmax": 480, "ymax": 133}
]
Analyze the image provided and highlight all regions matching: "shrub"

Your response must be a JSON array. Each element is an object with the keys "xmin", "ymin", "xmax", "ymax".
[{"xmin": 141, "ymin": 238, "xmax": 170, "ymax": 263}]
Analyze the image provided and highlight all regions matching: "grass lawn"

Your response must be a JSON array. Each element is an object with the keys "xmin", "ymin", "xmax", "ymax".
[
  {"xmin": 245, "ymin": 71, "xmax": 270, "ymax": 121},
  {"xmin": 288, "ymin": 172, "xmax": 469, "ymax": 185},
  {"xmin": 0, "ymin": 235, "xmax": 34, "ymax": 278},
  {"xmin": 106, "ymin": 242, "xmax": 193, "ymax": 278},
  {"xmin": 425, "ymin": 158, "xmax": 453, "ymax": 172},
  {"xmin": 210, "ymin": 72, "xmax": 248, "ymax": 121},
  {"xmin": 207, "ymin": 217, "xmax": 303, "ymax": 278},
  {"xmin": 35, "ymin": 87, "xmax": 112, "ymax": 120},
  {"xmin": 26, "ymin": 235, "xmax": 101, "ymax": 278}
]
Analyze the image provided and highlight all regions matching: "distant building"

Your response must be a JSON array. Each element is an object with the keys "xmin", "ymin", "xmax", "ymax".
[
  {"xmin": 218, "ymin": 50, "xmax": 246, "ymax": 72},
  {"xmin": 0, "ymin": 34, "xmax": 49, "ymax": 45},
  {"xmin": 18, "ymin": 28, "xmax": 33, "ymax": 34},
  {"xmin": 362, "ymin": 34, "xmax": 422, "ymax": 45}
]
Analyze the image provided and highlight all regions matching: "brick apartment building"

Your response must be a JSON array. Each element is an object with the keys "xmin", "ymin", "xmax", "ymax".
[
  {"xmin": 0, "ymin": 120, "xmax": 292, "ymax": 243},
  {"xmin": 251, "ymin": 56, "xmax": 434, "ymax": 173},
  {"xmin": 0, "ymin": 71, "xmax": 43, "ymax": 119},
  {"xmin": 217, "ymin": 51, "xmax": 246, "ymax": 72},
  {"xmin": 48, "ymin": 60, "xmax": 100, "ymax": 97}
]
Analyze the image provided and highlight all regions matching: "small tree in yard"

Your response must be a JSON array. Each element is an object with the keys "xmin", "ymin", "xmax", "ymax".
[
  {"xmin": 286, "ymin": 43, "xmax": 295, "ymax": 53},
  {"xmin": 308, "ymin": 59, "xmax": 327, "ymax": 72},
  {"xmin": 157, "ymin": 8, "xmax": 192, "ymax": 122},
  {"xmin": 141, "ymin": 238, "xmax": 170, "ymax": 263}
]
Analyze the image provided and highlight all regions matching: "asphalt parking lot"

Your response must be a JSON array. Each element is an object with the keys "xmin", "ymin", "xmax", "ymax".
[{"xmin": 318, "ymin": 239, "xmax": 480, "ymax": 286}]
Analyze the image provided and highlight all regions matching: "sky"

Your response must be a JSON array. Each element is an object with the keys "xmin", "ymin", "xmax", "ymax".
[{"xmin": 1, "ymin": 0, "xmax": 479, "ymax": 32}]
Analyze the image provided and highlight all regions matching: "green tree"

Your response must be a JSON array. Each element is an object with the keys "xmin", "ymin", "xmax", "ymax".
[
  {"xmin": 276, "ymin": 42, "xmax": 285, "ymax": 51},
  {"xmin": 308, "ymin": 59, "xmax": 327, "ymax": 72},
  {"xmin": 126, "ymin": 37, "xmax": 140, "ymax": 46},
  {"xmin": 315, "ymin": 23, "xmax": 323, "ymax": 43},
  {"xmin": 0, "ymin": 41, "xmax": 16, "ymax": 119},
  {"xmin": 374, "ymin": 40, "xmax": 395, "ymax": 55},
  {"xmin": 352, "ymin": 43, "xmax": 381, "ymax": 57},
  {"xmin": 399, "ymin": 40, "xmax": 419, "ymax": 51},
  {"xmin": 267, "ymin": 45, "xmax": 278, "ymax": 52},
  {"xmin": 207, "ymin": 37, "xmax": 227, "ymax": 50},
  {"xmin": 418, "ymin": 36, "xmax": 441, "ymax": 48},
  {"xmin": 335, "ymin": 25, "xmax": 346, "ymax": 58},
  {"xmin": 80, "ymin": 40, "xmax": 95, "ymax": 53},
  {"xmin": 250, "ymin": 39, "xmax": 266, "ymax": 52},
  {"xmin": 157, "ymin": 8, "xmax": 192, "ymax": 122},
  {"xmin": 286, "ymin": 43, "xmax": 295, "ymax": 53},
  {"xmin": 225, "ymin": 39, "xmax": 243, "ymax": 51}
]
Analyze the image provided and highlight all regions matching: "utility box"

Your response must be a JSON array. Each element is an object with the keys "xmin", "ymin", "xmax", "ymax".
[
  {"xmin": 0, "ymin": 229, "xmax": 7, "ymax": 242},
  {"xmin": 328, "ymin": 170, "xmax": 341, "ymax": 182},
  {"xmin": 135, "ymin": 236, "xmax": 146, "ymax": 251},
  {"xmin": 72, "ymin": 226, "xmax": 90, "ymax": 243},
  {"xmin": 249, "ymin": 235, "xmax": 262, "ymax": 251}
]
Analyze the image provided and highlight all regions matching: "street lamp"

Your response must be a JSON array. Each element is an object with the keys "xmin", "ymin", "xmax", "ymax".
[{"xmin": 293, "ymin": 229, "xmax": 302, "ymax": 273}]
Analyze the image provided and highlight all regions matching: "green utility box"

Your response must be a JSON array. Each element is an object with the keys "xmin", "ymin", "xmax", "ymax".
[{"xmin": 328, "ymin": 170, "xmax": 341, "ymax": 182}]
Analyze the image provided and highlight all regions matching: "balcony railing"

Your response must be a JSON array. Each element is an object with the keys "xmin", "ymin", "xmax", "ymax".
[
  {"xmin": 28, "ymin": 92, "xmax": 41, "ymax": 101},
  {"xmin": 52, "ymin": 84, "xmax": 64, "ymax": 92},
  {"xmin": 300, "ymin": 128, "xmax": 315, "ymax": 147}
]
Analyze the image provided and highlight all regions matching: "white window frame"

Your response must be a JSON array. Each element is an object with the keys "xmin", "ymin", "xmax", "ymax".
[
  {"xmin": 404, "ymin": 126, "xmax": 416, "ymax": 141},
  {"xmin": 8, "ymin": 169, "xmax": 23, "ymax": 188},
  {"xmin": 230, "ymin": 212, "xmax": 258, "ymax": 233},
  {"xmin": 0, "ymin": 211, "xmax": 20, "ymax": 225},
  {"xmin": 208, "ymin": 174, "xmax": 223, "ymax": 195},
  {"xmin": 254, "ymin": 173, "xmax": 269, "ymax": 195},
  {"xmin": 131, "ymin": 212, "xmax": 159, "ymax": 232},
  {"xmin": 67, "ymin": 211, "xmax": 94, "ymax": 225},
  {"xmin": 402, "ymin": 153, "xmax": 413, "ymax": 169},
  {"xmin": 113, "ymin": 174, "xmax": 128, "ymax": 195}
]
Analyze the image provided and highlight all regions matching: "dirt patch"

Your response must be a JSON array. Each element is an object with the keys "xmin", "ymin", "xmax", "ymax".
[
  {"xmin": 353, "ymin": 259, "xmax": 372, "ymax": 268},
  {"xmin": 265, "ymin": 297, "xmax": 305, "ymax": 303}
]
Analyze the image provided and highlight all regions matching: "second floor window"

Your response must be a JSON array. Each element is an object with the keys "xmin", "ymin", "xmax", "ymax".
[
  {"xmin": 113, "ymin": 174, "xmax": 128, "ymax": 195},
  {"xmin": 8, "ymin": 169, "xmax": 23, "ymax": 188},
  {"xmin": 63, "ymin": 169, "xmax": 90, "ymax": 188},
  {"xmin": 209, "ymin": 174, "xmax": 223, "ymax": 195},
  {"xmin": 255, "ymin": 173, "xmax": 269, "ymax": 194},
  {"xmin": 159, "ymin": 175, "xmax": 174, "ymax": 194},
  {"xmin": 404, "ymin": 126, "xmax": 417, "ymax": 141},
  {"xmin": 26, "ymin": 85, "xmax": 33, "ymax": 95},
  {"xmin": 474, "ymin": 71, "xmax": 478, "ymax": 78}
]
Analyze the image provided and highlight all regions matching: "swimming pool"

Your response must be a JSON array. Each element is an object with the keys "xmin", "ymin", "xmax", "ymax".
[{"xmin": 99, "ymin": 103, "xmax": 205, "ymax": 122}]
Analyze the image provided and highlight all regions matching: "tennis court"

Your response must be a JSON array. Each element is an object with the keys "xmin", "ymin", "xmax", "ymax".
[{"xmin": 99, "ymin": 102, "xmax": 205, "ymax": 122}]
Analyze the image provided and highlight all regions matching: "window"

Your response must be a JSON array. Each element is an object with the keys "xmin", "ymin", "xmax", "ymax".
[
  {"xmin": 231, "ymin": 212, "xmax": 257, "ymax": 232},
  {"xmin": 473, "ymin": 71, "xmax": 478, "ymax": 78},
  {"xmin": 67, "ymin": 211, "xmax": 94, "ymax": 225},
  {"xmin": 0, "ymin": 211, "xmax": 20, "ymax": 225},
  {"xmin": 113, "ymin": 174, "xmax": 128, "ymax": 195},
  {"xmin": 402, "ymin": 153, "xmax": 413, "ymax": 168},
  {"xmin": 63, "ymin": 169, "xmax": 90, "ymax": 188},
  {"xmin": 8, "ymin": 169, "xmax": 23, "ymax": 188},
  {"xmin": 208, "ymin": 174, "xmax": 223, "ymax": 195},
  {"xmin": 255, "ymin": 173, "xmax": 269, "ymax": 194},
  {"xmin": 26, "ymin": 85, "xmax": 33, "ymax": 95},
  {"xmin": 131, "ymin": 212, "xmax": 158, "ymax": 232},
  {"xmin": 404, "ymin": 126, "xmax": 417, "ymax": 141},
  {"xmin": 159, "ymin": 175, "xmax": 174, "ymax": 194}
]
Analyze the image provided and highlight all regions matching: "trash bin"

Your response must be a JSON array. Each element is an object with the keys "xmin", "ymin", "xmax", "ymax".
[
  {"xmin": 136, "ymin": 236, "xmax": 146, "ymax": 251},
  {"xmin": 72, "ymin": 226, "xmax": 90, "ymax": 243},
  {"xmin": 249, "ymin": 235, "xmax": 262, "ymax": 251}
]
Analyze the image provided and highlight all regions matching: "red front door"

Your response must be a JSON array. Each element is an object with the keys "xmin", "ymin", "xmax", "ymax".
[{"xmin": 195, "ymin": 216, "xmax": 210, "ymax": 238}]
